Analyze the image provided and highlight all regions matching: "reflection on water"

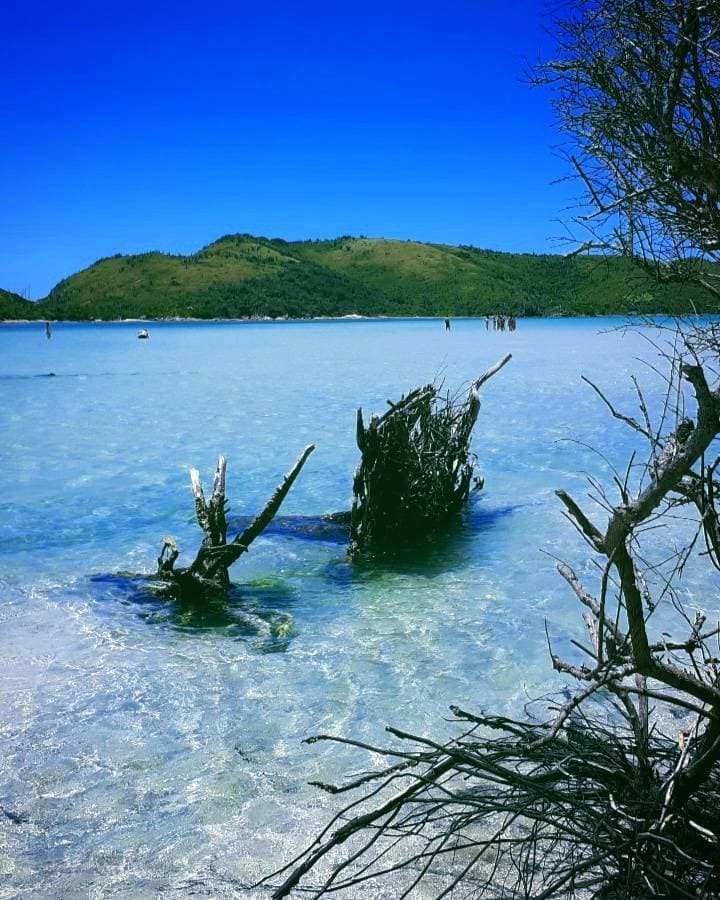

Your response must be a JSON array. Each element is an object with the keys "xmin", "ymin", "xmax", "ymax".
[{"xmin": 1, "ymin": 317, "xmax": 718, "ymax": 896}]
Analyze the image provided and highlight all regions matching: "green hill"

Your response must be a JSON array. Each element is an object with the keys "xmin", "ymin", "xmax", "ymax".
[
  {"xmin": 3, "ymin": 235, "xmax": 717, "ymax": 320},
  {"xmin": 0, "ymin": 288, "xmax": 37, "ymax": 320}
]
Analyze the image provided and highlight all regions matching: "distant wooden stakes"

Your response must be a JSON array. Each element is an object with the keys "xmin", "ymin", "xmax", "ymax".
[{"xmin": 485, "ymin": 315, "xmax": 516, "ymax": 331}]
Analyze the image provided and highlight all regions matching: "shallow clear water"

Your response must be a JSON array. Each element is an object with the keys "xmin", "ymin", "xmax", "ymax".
[{"xmin": 0, "ymin": 318, "xmax": 717, "ymax": 897}]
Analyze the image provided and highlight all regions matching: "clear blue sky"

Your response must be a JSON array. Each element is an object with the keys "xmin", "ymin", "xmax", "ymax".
[{"xmin": 1, "ymin": 0, "xmax": 572, "ymax": 299}]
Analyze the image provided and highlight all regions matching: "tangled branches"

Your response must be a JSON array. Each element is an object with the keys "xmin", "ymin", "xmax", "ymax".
[
  {"xmin": 263, "ymin": 704, "xmax": 720, "ymax": 898},
  {"xmin": 350, "ymin": 354, "xmax": 511, "ymax": 555},
  {"xmin": 534, "ymin": 0, "xmax": 720, "ymax": 296}
]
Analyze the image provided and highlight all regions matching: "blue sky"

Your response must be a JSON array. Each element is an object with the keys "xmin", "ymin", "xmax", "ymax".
[{"xmin": 2, "ymin": 0, "xmax": 573, "ymax": 298}]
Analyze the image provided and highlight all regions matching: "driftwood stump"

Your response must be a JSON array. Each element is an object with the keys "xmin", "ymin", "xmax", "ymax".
[
  {"xmin": 349, "ymin": 354, "xmax": 511, "ymax": 555},
  {"xmin": 156, "ymin": 445, "xmax": 314, "ymax": 598}
]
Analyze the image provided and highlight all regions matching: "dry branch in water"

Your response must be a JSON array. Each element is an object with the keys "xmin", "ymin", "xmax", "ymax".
[
  {"xmin": 156, "ymin": 445, "xmax": 314, "ymax": 598},
  {"xmin": 349, "ymin": 354, "xmax": 511, "ymax": 555},
  {"xmin": 264, "ymin": 708, "xmax": 720, "ymax": 899}
]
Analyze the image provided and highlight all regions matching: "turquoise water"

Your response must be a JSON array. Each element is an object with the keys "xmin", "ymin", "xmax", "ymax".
[{"xmin": 0, "ymin": 318, "xmax": 716, "ymax": 897}]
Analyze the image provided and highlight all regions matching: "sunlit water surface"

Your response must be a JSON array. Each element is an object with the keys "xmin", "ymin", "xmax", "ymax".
[{"xmin": 1, "ymin": 318, "xmax": 718, "ymax": 897}]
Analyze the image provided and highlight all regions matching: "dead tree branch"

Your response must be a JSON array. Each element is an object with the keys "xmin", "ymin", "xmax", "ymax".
[{"xmin": 155, "ymin": 445, "xmax": 315, "ymax": 598}]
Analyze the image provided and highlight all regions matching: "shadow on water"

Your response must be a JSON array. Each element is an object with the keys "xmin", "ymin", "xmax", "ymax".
[
  {"xmin": 88, "ymin": 572, "xmax": 297, "ymax": 652},
  {"xmin": 86, "ymin": 501, "xmax": 523, "ymax": 643},
  {"xmin": 320, "ymin": 500, "xmax": 526, "ymax": 582},
  {"xmin": 229, "ymin": 503, "xmax": 523, "ymax": 567},
  {"xmin": 227, "ymin": 513, "xmax": 350, "ymax": 545}
]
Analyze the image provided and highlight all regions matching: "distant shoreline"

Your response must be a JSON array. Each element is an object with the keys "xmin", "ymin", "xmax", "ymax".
[{"xmin": 0, "ymin": 311, "xmax": 694, "ymax": 325}]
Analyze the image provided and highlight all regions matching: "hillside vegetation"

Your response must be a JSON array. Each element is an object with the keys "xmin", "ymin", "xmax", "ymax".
[
  {"xmin": 0, "ymin": 288, "xmax": 36, "ymax": 320},
  {"xmin": 3, "ymin": 235, "xmax": 717, "ymax": 320}
]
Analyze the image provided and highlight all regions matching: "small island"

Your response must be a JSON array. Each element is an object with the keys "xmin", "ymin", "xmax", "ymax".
[{"xmin": 1, "ymin": 235, "xmax": 716, "ymax": 322}]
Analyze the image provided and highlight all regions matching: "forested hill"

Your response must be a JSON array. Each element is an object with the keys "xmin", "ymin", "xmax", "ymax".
[
  {"xmin": 3, "ymin": 235, "xmax": 717, "ymax": 320},
  {"xmin": 0, "ymin": 288, "xmax": 36, "ymax": 320}
]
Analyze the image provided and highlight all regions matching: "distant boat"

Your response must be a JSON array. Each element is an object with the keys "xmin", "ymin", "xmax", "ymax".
[{"xmin": 137, "ymin": 329, "xmax": 150, "ymax": 340}]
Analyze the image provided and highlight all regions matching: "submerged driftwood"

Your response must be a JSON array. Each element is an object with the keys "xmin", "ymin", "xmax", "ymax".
[
  {"xmin": 349, "ymin": 354, "xmax": 511, "ymax": 554},
  {"xmin": 156, "ymin": 445, "xmax": 314, "ymax": 598}
]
